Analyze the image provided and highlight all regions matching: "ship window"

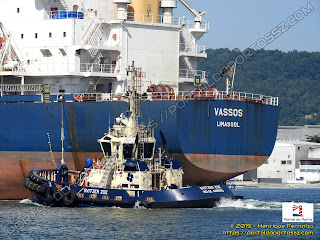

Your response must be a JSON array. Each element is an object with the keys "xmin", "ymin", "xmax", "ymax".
[
  {"xmin": 40, "ymin": 49, "xmax": 52, "ymax": 57},
  {"xmin": 143, "ymin": 143, "xmax": 154, "ymax": 159},
  {"xmin": 281, "ymin": 160, "xmax": 286, "ymax": 165},
  {"xmin": 298, "ymin": 147, "xmax": 301, "ymax": 151},
  {"xmin": 63, "ymin": 32, "xmax": 66, "ymax": 37},
  {"xmin": 17, "ymin": 8, "xmax": 20, "ymax": 13},
  {"xmin": 21, "ymin": 34, "xmax": 24, "ymax": 39},
  {"xmin": 59, "ymin": 48, "xmax": 67, "ymax": 56},
  {"xmin": 35, "ymin": 33, "xmax": 38, "ymax": 38},
  {"xmin": 123, "ymin": 144, "xmax": 134, "ymax": 159},
  {"xmin": 287, "ymin": 160, "xmax": 292, "ymax": 165},
  {"xmin": 101, "ymin": 142, "xmax": 111, "ymax": 156},
  {"xmin": 49, "ymin": 32, "xmax": 52, "ymax": 38}
]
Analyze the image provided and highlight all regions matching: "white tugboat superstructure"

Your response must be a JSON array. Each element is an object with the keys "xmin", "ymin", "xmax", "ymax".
[{"xmin": 83, "ymin": 62, "xmax": 183, "ymax": 194}]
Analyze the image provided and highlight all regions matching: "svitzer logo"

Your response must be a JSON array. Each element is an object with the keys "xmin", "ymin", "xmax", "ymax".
[{"xmin": 282, "ymin": 203, "xmax": 313, "ymax": 222}]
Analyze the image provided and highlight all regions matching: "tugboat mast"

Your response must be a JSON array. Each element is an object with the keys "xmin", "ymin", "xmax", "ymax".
[{"xmin": 126, "ymin": 61, "xmax": 139, "ymax": 137}]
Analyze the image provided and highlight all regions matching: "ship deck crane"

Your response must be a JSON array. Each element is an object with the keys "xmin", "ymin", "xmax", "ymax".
[{"xmin": 178, "ymin": 0, "xmax": 206, "ymax": 29}]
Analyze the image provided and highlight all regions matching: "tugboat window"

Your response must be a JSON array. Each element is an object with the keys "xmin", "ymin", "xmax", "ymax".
[
  {"xmin": 123, "ymin": 144, "xmax": 134, "ymax": 159},
  {"xmin": 101, "ymin": 142, "xmax": 111, "ymax": 156},
  {"xmin": 144, "ymin": 143, "xmax": 155, "ymax": 158}
]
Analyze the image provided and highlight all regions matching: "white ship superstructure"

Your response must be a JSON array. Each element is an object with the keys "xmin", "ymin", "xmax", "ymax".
[{"xmin": 0, "ymin": 0, "xmax": 208, "ymax": 96}]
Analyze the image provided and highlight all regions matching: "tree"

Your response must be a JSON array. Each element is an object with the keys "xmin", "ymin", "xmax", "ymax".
[{"xmin": 306, "ymin": 135, "xmax": 320, "ymax": 143}]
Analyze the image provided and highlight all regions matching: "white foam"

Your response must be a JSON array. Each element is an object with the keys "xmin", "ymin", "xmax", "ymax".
[
  {"xmin": 216, "ymin": 198, "xmax": 282, "ymax": 210},
  {"xmin": 133, "ymin": 201, "xmax": 147, "ymax": 209},
  {"xmin": 19, "ymin": 198, "xmax": 45, "ymax": 207},
  {"xmin": 111, "ymin": 206, "xmax": 122, "ymax": 209}
]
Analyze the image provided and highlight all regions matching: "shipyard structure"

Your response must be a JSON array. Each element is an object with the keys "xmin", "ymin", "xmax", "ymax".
[{"xmin": 0, "ymin": 0, "xmax": 279, "ymax": 199}]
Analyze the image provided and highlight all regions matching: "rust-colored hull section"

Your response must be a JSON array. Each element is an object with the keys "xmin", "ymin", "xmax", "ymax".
[
  {"xmin": 0, "ymin": 152, "xmax": 75, "ymax": 200},
  {"xmin": 173, "ymin": 153, "xmax": 265, "ymax": 185},
  {"xmin": 183, "ymin": 154, "xmax": 268, "ymax": 173}
]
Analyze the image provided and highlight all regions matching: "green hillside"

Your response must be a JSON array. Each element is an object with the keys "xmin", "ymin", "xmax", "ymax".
[{"xmin": 198, "ymin": 48, "xmax": 320, "ymax": 126}]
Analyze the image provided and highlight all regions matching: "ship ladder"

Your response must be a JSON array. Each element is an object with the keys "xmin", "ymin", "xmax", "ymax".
[
  {"xmin": 98, "ymin": 155, "xmax": 117, "ymax": 188},
  {"xmin": 139, "ymin": 142, "xmax": 144, "ymax": 160}
]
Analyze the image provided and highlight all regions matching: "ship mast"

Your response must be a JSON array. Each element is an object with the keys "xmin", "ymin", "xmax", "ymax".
[{"xmin": 126, "ymin": 61, "xmax": 138, "ymax": 137}]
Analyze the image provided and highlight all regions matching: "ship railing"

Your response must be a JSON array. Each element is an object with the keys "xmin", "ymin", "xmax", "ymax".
[
  {"xmin": 73, "ymin": 91, "xmax": 278, "ymax": 106},
  {"xmin": 0, "ymin": 84, "xmax": 42, "ymax": 92},
  {"xmin": 37, "ymin": 169, "xmax": 80, "ymax": 184},
  {"xmin": 38, "ymin": 170, "xmax": 57, "ymax": 182},
  {"xmin": 179, "ymin": 69, "xmax": 207, "ymax": 80},
  {"xmin": 44, "ymin": 11, "xmax": 85, "ymax": 20},
  {"xmin": 151, "ymin": 161, "xmax": 165, "ymax": 174},
  {"xmin": 102, "ymin": 12, "xmax": 184, "ymax": 26},
  {"xmin": 126, "ymin": 12, "xmax": 184, "ymax": 25},
  {"xmin": 5, "ymin": 62, "xmax": 117, "ymax": 75},
  {"xmin": 180, "ymin": 44, "xmax": 206, "ymax": 54},
  {"xmin": 184, "ymin": 20, "xmax": 210, "ymax": 31},
  {"xmin": 22, "ymin": 63, "xmax": 76, "ymax": 74},
  {"xmin": 80, "ymin": 63, "xmax": 116, "ymax": 74}
]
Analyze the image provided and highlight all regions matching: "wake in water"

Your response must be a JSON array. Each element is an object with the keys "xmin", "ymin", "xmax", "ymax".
[
  {"xmin": 20, "ymin": 198, "xmax": 46, "ymax": 207},
  {"xmin": 133, "ymin": 201, "xmax": 147, "ymax": 209},
  {"xmin": 216, "ymin": 198, "xmax": 320, "ymax": 211},
  {"xmin": 216, "ymin": 198, "xmax": 283, "ymax": 210}
]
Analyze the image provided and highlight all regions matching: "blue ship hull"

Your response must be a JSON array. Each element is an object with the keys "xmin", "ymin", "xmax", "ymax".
[{"xmin": 0, "ymin": 98, "xmax": 279, "ymax": 199}]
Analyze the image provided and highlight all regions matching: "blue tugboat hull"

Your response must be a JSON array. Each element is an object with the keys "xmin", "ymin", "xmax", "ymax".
[{"xmin": 34, "ymin": 184, "xmax": 242, "ymax": 208}]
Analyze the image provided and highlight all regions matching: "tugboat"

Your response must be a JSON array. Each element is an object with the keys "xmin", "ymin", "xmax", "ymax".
[{"xmin": 24, "ymin": 63, "xmax": 243, "ymax": 208}]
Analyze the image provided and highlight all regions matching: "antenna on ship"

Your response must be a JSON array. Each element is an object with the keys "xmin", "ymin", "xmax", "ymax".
[
  {"xmin": 126, "ymin": 61, "xmax": 141, "ymax": 136},
  {"xmin": 58, "ymin": 94, "xmax": 65, "ymax": 165},
  {"xmin": 220, "ymin": 62, "xmax": 236, "ymax": 94},
  {"xmin": 231, "ymin": 62, "xmax": 237, "ymax": 91}
]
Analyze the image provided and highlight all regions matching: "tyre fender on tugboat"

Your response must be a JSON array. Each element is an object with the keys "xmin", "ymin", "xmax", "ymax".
[
  {"xmin": 62, "ymin": 189, "xmax": 77, "ymax": 206},
  {"xmin": 45, "ymin": 187, "xmax": 58, "ymax": 202},
  {"xmin": 28, "ymin": 170, "xmax": 47, "ymax": 184},
  {"xmin": 24, "ymin": 177, "xmax": 46, "ymax": 193}
]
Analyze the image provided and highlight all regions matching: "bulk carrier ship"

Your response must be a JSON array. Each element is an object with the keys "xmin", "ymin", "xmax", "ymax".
[{"xmin": 0, "ymin": 0, "xmax": 279, "ymax": 200}]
